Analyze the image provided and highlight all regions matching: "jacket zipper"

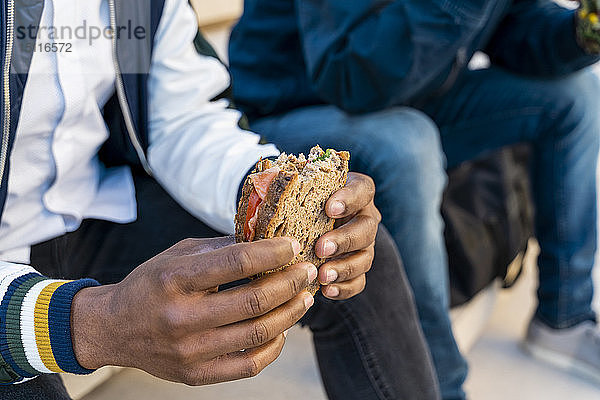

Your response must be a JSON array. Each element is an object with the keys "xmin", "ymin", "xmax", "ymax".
[
  {"xmin": 108, "ymin": 0, "xmax": 152, "ymax": 175},
  {"xmin": 0, "ymin": 0, "xmax": 14, "ymax": 185}
]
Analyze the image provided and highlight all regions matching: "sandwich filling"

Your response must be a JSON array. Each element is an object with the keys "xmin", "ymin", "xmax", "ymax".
[
  {"xmin": 235, "ymin": 145, "xmax": 349, "ymax": 294},
  {"xmin": 242, "ymin": 147, "xmax": 340, "ymax": 242},
  {"xmin": 244, "ymin": 166, "xmax": 280, "ymax": 241}
]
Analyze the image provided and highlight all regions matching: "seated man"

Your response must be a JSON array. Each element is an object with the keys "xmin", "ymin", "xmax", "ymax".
[
  {"xmin": 229, "ymin": 0, "xmax": 600, "ymax": 399},
  {"xmin": 0, "ymin": 1, "xmax": 440, "ymax": 399}
]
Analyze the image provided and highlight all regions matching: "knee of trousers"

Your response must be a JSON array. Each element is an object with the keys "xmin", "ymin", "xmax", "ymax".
[
  {"xmin": 352, "ymin": 107, "xmax": 448, "ymax": 206},
  {"xmin": 544, "ymin": 70, "xmax": 600, "ymax": 144}
]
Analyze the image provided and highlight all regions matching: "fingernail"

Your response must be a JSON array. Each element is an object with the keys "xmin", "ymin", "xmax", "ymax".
[
  {"xmin": 322, "ymin": 240, "xmax": 337, "ymax": 257},
  {"xmin": 307, "ymin": 265, "xmax": 318, "ymax": 282},
  {"xmin": 329, "ymin": 201, "xmax": 345, "ymax": 216},
  {"xmin": 324, "ymin": 286, "xmax": 340, "ymax": 298},
  {"xmin": 304, "ymin": 294, "xmax": 315, "ymax": 309},
  {"xmin": 283, "ymin": 329, "xmax": 289, "ymax": 338},
  {"xmin": 291, "ymin": 239, "xmax": 301, "ymax": 256},
  {"xmin": 325, "ymin": 269, "xmax": 338, "ymax": 284}
]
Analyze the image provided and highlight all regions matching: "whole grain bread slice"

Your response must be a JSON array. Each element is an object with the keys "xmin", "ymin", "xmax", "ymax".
[{"xmin": 235, "ymin": 146, "xmax": 349, "ymax": 294}]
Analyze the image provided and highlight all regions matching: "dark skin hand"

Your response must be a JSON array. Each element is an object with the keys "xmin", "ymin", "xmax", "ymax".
[
  {"xmin": 70, "ymin": 172, "xmax": 380, "ymax": 385},
  {"xmin": 315, "ymin": 172, "xmax": 381, "ymax": 300},
  {"xmin": 71, "ymin": 237, "xmax": 316, "ymax": 386}
]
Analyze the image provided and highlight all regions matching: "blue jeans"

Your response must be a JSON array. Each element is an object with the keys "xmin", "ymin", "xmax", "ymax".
[{"xmin": 252, "ymin": 66, "xmax": 600, "ymax": 400}]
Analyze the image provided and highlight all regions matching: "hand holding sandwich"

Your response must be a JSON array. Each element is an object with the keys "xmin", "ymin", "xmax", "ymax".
[
  {"xmin": 70, "ymin": 237, "xmax": 316, "ymax": 386},
  {"xmin": 235, "ymin": 147, "xmax": 380, "ymax": 301},
  {"xmin": 316, "ymin": 172, "xmax": 381, "ymax": 300}
]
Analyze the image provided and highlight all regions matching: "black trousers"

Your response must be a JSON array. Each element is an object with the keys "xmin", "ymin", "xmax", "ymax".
[{"xmin": 2, "ymin": 175, "xmax": 440, "ymax": 400}]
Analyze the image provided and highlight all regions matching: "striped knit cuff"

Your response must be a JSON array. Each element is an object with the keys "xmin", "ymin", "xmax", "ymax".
[{"xmin": 0, "ymin": 264, "xmax": 100, "ymax": 384}]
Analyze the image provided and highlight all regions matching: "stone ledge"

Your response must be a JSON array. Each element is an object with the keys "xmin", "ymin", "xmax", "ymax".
[
  {"xmin": 62, "ymin": 367, "xmax": 123, "ymax": 399},
  {"xmin": 190, "ymin": 0, "xmax": 243, "ymax": 27}
]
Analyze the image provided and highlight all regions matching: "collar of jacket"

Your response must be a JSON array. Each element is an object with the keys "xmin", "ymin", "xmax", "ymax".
[{"xmin": 0, "ymin": 0, "xmax": 166, "ymax": 220}]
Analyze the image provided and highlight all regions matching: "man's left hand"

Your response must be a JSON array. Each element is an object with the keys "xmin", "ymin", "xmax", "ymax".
[{"xmin": 315, "ymin": 172, "xmax": 381, "ymax": 300}]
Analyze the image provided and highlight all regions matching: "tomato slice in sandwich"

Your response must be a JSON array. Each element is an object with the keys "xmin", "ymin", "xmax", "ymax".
[
  {"xmin": 243, "ymin": 166, "xmax": 281, "ymax": 241},
  {"xmin": 244, "ymin": 189, "xmax": 262, "ymax": 241}
]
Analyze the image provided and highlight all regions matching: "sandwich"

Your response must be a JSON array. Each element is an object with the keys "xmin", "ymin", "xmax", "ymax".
[{"xmin": 235, "ymin": 146, "xmax": 350, "ymax": 294}]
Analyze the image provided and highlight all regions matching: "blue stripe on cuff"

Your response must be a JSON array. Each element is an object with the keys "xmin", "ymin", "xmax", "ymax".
[{"xmin": 48, "ymin": 279, "xmax": 100, "ymax": 375}]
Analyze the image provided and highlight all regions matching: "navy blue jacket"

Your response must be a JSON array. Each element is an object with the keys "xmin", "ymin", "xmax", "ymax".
[
  {"xmin": 0, "ymin": 0, "xmax": 166, "ymax": 220},
  {"xmin": 229, "ymin": 0, "xmax": 600, "ymax": 120}
]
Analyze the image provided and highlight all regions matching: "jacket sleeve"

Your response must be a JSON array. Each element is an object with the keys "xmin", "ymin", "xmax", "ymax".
[
  {"xmin": 295, "ymin": 0, "xmax": 495, "ymax": 113},
  {"xmin": 485, "ymin": 0, "xmax": 600, "ymax": 77},
  {"xmin": 146, "ymin": 0, "xmax": 279, "ymax": 234},
  {"xmin": 0, "ymin": 262, "xmax": 99, "ymax": 384}
]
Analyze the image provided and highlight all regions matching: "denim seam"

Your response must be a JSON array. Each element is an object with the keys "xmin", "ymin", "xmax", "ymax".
[
  {"xmin": 547, "ymin": 121, "xmax": 597, "ymax": 329},
  {"xmin": 535, "ymin": 104, "xmax": 581, "ymax": 329},
  {"xmin": 337, "ymin": 302, "xmax": 395, "ymax": 400},
  {"xmin": 555, "ymin": 132, "xmax": 569, "ymax": 328}
]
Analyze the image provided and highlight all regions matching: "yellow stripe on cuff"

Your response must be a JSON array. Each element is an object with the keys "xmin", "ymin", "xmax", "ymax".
[{"xmin": 33, "ymin": 281, "xmax": 71, "ymax": 373}]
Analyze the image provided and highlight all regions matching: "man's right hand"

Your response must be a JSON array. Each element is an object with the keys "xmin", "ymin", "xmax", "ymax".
[{"xmin": 70, "ymin": 237, "xmax": 316, "ymax": 385}]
